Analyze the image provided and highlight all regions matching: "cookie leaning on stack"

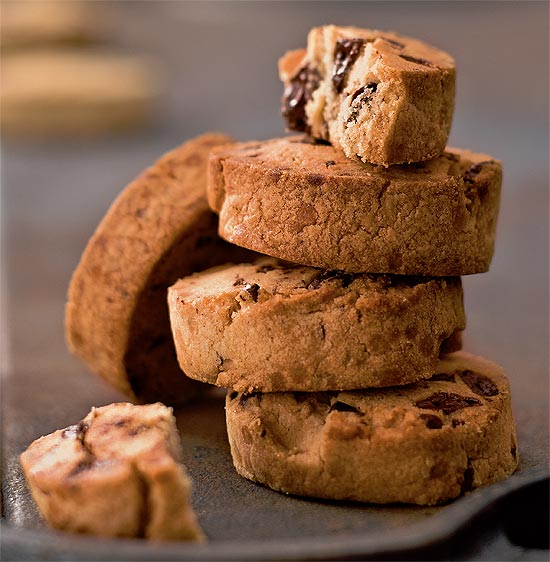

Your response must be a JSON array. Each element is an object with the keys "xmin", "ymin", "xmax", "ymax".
[{"xmin": 168, "ymin": 24, "xmax": 517, "ymax": 505}]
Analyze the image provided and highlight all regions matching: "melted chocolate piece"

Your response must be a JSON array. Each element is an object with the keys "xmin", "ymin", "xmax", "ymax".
[
  {"xmin": 282, "ymin": 65, "xmax": 321, "ymax": 132},
  {"xmin": 244, "ymin": 283, "xmax": 260, "ymax": 302},
  {"xmin": 429, "ymin": 372, "xmax": 456, "ymax": 383},
  {"xmin": 459, "ymin": 370, "xmax": 499, "ymax": 397},
  {"xmin": 68, "ymin": 458, "xmax": 95, "ymax": 478},
  {"xmin": 347, "ymin": 82, "xmax": 378, "ymax": 124},
  {"xmin": 332, "ymin": 38, "xmax": 366, "ymax": 93},
  {"xmin": 330, "ymin": 401, "xmax": 361, "ymax": 414},
  {"xmin": 420, "ymin": 413, "xmax": 443, "ymax": 429},
  {"xmin": 415, "ymin": 392, "xmax": 481, "ymax": 415},
  {"xmin": 233, "ymin": 277, "xmax": 245, "ymax": 286},
  {"xmin": 399, "ymin": 54, "xmax": 432, "ymax": 67}
]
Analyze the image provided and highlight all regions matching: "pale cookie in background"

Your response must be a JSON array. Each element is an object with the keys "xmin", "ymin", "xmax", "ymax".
[
  {"xmin": 0, "ymin": 1, "xmax": 102, "ymax": 49},
  {"xmin": 208, "ymin": 136, "xmax": 502, "ymax": 276},
  {"xmin": 20, "ymin": 403, "xmax": 204, "ymax": 540},
  {"xmin": 280, "ymin": 25, "xmax": 455, "ymax": 165},
  {"xmin": 1, "ymin": 50, "xmax": 158, "ymax": 136},
  {"xmin": 66, "ymin": 133, "xmax": 254, "ymax": 405},
  {"xmin": 168, "ymin": 258, "xmax": 465, "ymax": 392},
  {"xmin": 226, "ymin": 352, "xmax": 518, "ymax": 506}
]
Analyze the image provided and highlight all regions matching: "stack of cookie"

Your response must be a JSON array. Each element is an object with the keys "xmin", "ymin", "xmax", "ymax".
[{"xmin": 167, "ymin": 25, "xmax": 518, "ymax": 505}]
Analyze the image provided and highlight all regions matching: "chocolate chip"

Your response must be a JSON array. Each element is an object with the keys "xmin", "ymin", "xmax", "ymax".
[
  {"xmin": 332, "ymin": 38, "xmax": 366, "ymax": 93},
  {"xmin": 307, "ymin": 173, "xmax": 325, "ymax": 186},
  {"xmin": 256, "ymin": 264, "xmax": 275, "ymax": 273},
  {"xmin": 420, "ymin": 413, "xmax": 443, "ymax": 429},
  {"xmin": 459, "ymin": 370, "xmax": 499, "ymax": 397},
  {"xmin": 330, "ymin": 401, "xmax": 361, "ymax": 414},
  {"xmin": 463, "ymin": 161, "xmax": 493, "ymax": 183},
  {"xmin": 415, "ymin": 392, "xmax": 481, "ymax": 415},
  {"xmin": 233, "ymin": 277, "xmax": 245, "ymax": 286},
  {"xmin": 429, "ymin": 373, "xmax": 456, "ymax": 383},
  {"xmin": 239, "ymin": 392, "xmax": 261, "ymax": 407},
  {"xmin": 460, "ymin": 465, "xmax": 475, "ymax": 494},
  {"xmin": 68, "ymin": 458, "xmax": 95, "ymax": 478},
  {"xmin": 347, "ymin": 82, "xmax": 378, "ymax": 124},
  {"xmin": 229, "ymin": 391, "xmax": 238, "ymax": 401},
  {"xmin": 382, "ymin": 37, "xmax": 405, "ymax": 49},
  {"xmin": 260, "ymin": 429, "xmax": 267, "ymax": 438},
  {"xmin": 325, "ymin": 160, "xmax": 336, "ymax": 168},
  {"xmin": 452, "ymin": 419, "xmax": 465, "ymax": 428},
  {"xmin": 282, "ymin": 64, "xmax": 321, "ymax": 132},
  {"xmin": 399, "ymin": 54, "xmax": 432, "ymax": 67},
  {"xmin": 244, "ymin": 283, "xmax": 260, "ymax": 302}
]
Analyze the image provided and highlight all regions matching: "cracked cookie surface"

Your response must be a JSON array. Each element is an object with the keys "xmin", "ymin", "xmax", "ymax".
[
  {"xmin": 65, "ymin": 133, "xmax": 254, "ymax": 404},
  {"xmin": 225, "ymin": 352, "xmax": 518, "ymax": 505},
  {"xmin": 208, "ymin": 136, "xmax": 502, "ymax": 276},
  {"xmin": 19, "ymin": 403, "xmax": 204, "ymax": 540},
  {"xmin": 168, "ymin": 258, "xmax": 464, "ymax": 392},
  {"xmin": 279, "ymin": 25, "xmax": 455, "ymax": 165}
]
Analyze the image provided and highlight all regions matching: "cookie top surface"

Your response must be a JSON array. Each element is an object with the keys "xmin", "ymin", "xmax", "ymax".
[{"xmin": 210, "ymin": 136, "xmax": 498, "ymax": 186}]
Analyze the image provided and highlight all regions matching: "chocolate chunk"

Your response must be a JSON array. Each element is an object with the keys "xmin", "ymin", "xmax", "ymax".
[
  {"xmin": 332, "ymin": 38, "xmax": 366, "ymax": 93},
  {"xmin": 233, "ymin": 277, "xmax": 245, "ymax": 286},
  {"xmin": 282, "ymin": 64, "xmax": 321, "ymax": 132},
  {"xmin": 415, "ymin": 392, "xmax": 481, "ymax": 415},
  {"xmin": 229, "ymin": 391, "xmax": 238, "ymax": 401},
  {"xmin": 382, "ymin": 37, "xmax": 405, "ymax": 49},
  {"xmin": 347, "ymin": 82, "xmax": 378, "ymax": 124},
  {"xmin": 429, "ymin": 372, "xmax": 456, "ymax": 383},
  {"xmin": 68, "ymin": 458, "xmax": 95, "ymax": 478},
  {"xmin": 260, "ymin": 429, "xmax": 267, "ymax": 438},
  {"xmin": 244, "ymin": 283, "xmax": 260, "ymax": 302},
  {"xmin": 325, "ymin": 160, "xmax": 336, "ymax": 168},
  {"xmin": 307, "ymin": 173, "xmax": 325, "ymax": 186},
  {"xmin": 256, "ymin": 264, "xmax": 275, "ymax": 274},
  {"xmin": 459, "ymin": 370, "xmax": 499, "ymax": 397},
  {"xmin": 330, "ymin": 400, "xmax": 361, "ymax": 414},
  {"xmin": 399, "ymin": 54, "xmax": 432, "ymax": 67},
  {"xmin": 452, "ymin": 419, "xmax": 465, "ymax": 428},
  {"xmin": 460, "ymin": 465, "xmax": 475, "ymax": 494},
  {"xmin": 420, "ymin": 413, "xmax": 443, "ymax": 429},
  {"xmin": 239, "ymin": 392, "xmax": 261, "ymax": 407}
]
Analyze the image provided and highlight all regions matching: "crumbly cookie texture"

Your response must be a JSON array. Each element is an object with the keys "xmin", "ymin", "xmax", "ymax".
[
  {"xmin": 168, "ymin": 258, "xmax": 464, "ymax": 392},
  {"xmin": 19, "ymin": 403, "xmax": 204, "ymax": 540},
  {"xmin": 208, "ymin": 136, "xmax": 502, "ymax": 276},
  {"xmin": 279, "ymin": 25, "xmax": 455, "ymax": 165},
  {"xmin": 66, "ymin": 133, "xmax": 254, "ymax": 405},
  {"xmin": 0, "ymin": 50, "xmax": 158, "ymax": 136},
  {"xmin": 226, "ymin": 352, "xmax": 518, "ymax": 506}
]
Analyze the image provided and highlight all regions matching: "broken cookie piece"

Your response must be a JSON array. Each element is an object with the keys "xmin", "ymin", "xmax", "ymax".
[
  {"xmin": 19, "ymin": 403, "xmax": 204, "ymax": 540},
  {"xmin": 279, "ymin": 25, "xmax": 455, "ymax": 165}
]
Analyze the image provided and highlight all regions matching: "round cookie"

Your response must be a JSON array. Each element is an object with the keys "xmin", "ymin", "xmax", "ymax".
[
  {"xmin": 208, "ymin": 136, "xmax": 502, "ymax": 276},
  {"xmin": 168, "ymin": 258, "xmax": 464, "ymax": 392},
  {"xmin": 66, "ymin": 133, "xmax": 254, "ymax": 404},
  {"xmin": 226, "ymin": 352, "xmax": 518, "ymax": 506},
  {"xmin": 280, "ymin": 25, "xmax": 455, "ymax": 165},
  {"xmin": 20, "ymin": 403, "xmax": 204, "ymax": 540},
  {"xmin": 1, "ymin": 50, "xmax": 158, "ymax": 136}
]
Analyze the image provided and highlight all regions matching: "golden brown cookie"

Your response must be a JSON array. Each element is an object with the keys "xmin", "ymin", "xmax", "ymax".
[
  {"xmin": 280, "ymin": 25, "xmax": 455, "ymax": 165},
  {"xmin": 1, "ymin": 50, "xmax": 158, "ymax": 136},
  {"xmin": 226, "ymin": 352, "xmax": 518, "ymax": 505},
  {"xmin": 208, "ymin": 137, "xmax": 502, "ymax": 276},
  {"xmin": 20, "ymin": 403, "xmax": 204, "ymax": 540},
  {"xmin": 66, "ymin": 133, "xmax": 253, "ymax": 404},
  {"xmin": 168, "ymin": 258, "xmax": 464, "ymax": 392}
]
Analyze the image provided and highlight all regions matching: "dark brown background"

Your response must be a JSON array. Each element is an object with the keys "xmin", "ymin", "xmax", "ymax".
[{"xmin": 1, "ymin": 1, "xmax": 549, "ymax": 560}]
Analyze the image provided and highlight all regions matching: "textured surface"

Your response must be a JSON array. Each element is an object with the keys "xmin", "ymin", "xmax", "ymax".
[
  {"xmin": 226, "ymin": 352, "xmax": 518, "ymax": 505},
  {"xmin": 1, "ymin": 2, "xmax": 548, "ymax": 560},
  {"xmin": 208, "ymin": 137, "xmax": 501, "ymax": 275},
  {"xmin": 280, "ymin": 25, "xmax": 455, "ymax": 165},
  {"xmin": 169, "ymin": 258, "xmax": 464, "ymax": 391}
]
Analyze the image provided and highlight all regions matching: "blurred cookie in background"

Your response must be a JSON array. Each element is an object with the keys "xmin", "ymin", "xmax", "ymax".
[
  {"xmin": 1, "ymin": 50, "xmax": 160, "ymax": 137},
  {"xmin": 0, "ymin": 1, "xmax": 103, "ymax": 49}
]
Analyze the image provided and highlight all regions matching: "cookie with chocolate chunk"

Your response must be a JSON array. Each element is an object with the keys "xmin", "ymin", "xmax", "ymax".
[
  {"xmin": 226, "ymin": 352, "xmax": 518, "ymax": 505},
  {"xmin": 20, "ymin": 403, "xmax": 204, "ymax": 540},
  {"xmin": 279, "ymin": 25, "xmax": 455, "ymax": 165},
  {"xmin": 208, "ymin": 137, "xmax": 502, "ymax": 276},
  {"xmin": 168, "ymin": 258, "xmax": 464, "ymax": 392},
  {"xmin": 66, "ymin": 133, "xmax": 254, "ymax": 405}
]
